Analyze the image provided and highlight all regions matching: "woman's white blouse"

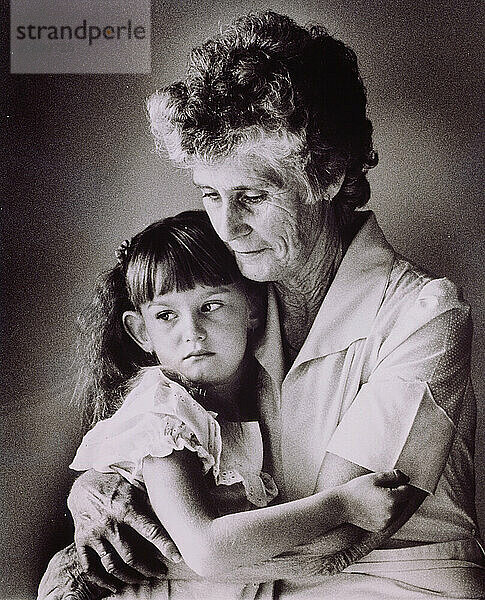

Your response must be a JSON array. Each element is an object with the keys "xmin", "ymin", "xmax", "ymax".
[
  {"xmin": 255, "ymin": 212, "xmax": 478, "ymax": 543},
  {"xmin": 70, "ymin": 368, "xmax": 278, "ymax": 509}
]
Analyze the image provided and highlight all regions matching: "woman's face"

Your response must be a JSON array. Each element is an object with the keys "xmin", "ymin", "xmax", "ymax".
[{"xmin": 192, "ymin": 151, "xmax": 326, "ymax": 284}]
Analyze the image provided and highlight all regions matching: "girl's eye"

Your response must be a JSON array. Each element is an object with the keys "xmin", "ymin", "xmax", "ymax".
[
  {"xmin": 201, "ymin": 301, "xmax": 223, "ymax": 313},
  {"xmin": 155, "ymin": 311, "xmax": 176, "ymax": 321}
]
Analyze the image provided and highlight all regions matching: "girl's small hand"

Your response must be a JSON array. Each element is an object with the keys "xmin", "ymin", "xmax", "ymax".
[{"xmin": 339, "ymin": 470, "xmax": 412, "ymax": 532}]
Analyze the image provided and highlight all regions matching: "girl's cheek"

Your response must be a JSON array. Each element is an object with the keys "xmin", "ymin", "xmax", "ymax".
[{"xmin": 222, "ymin": 312, "xmax": 246, "ymax": 330}]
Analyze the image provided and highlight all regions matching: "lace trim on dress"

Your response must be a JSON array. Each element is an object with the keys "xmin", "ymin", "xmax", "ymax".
[{"xmin": 71, "ymin": 367, "xmax": 278, "ymax": 507}]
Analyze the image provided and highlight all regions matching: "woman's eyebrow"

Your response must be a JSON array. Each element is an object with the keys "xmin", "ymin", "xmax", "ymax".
[{"xmin": 192, "ymin": 181, "xmax": 259, "ymax": 192}]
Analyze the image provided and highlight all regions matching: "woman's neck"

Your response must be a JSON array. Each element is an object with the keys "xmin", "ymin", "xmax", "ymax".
[{"xmin": 274, "ymin": 206, "xmax": 344, "ymax": 366}]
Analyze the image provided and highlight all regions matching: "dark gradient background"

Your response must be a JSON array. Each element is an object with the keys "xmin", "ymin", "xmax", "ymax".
[{"xmin": 2, "ymin": 1, "xmax": 484, "ymax": 597}]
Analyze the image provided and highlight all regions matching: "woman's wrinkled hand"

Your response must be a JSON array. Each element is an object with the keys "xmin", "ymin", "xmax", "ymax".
[
  {"xmin": 67, "ymin": 469, "xmax": 181, "ymax": 592},
  {"xmin": 37, "ymin": 543, "xmax": 107, "ymax": 600},
  {"xmin": 339, "ymin": 470, "xmax": 412, "ymax": 532}
]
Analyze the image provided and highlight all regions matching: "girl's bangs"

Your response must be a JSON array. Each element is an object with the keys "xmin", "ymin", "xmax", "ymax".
[{"xmin": 126, "ymin": 219, "xmax": 242, "ymax": 307}]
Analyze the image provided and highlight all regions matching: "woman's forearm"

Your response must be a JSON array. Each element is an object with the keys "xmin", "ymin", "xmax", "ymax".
[{"xmin": 36, "ymin": 527, "xmax": 364, "ymax": 599}]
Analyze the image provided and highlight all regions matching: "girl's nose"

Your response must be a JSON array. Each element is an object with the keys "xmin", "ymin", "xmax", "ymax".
[{"xmin": 184, "ymin": 318, "xmax": 207, "ymax": 342}]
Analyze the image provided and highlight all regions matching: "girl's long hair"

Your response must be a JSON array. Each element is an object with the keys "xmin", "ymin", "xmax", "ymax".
[
  {"xmin": 75, "ymin": 210, "xmax": 263, "ymax": 429},
  {"xmin": 74, "ymin": 263, "xmax": 156, "ymax": 428}
]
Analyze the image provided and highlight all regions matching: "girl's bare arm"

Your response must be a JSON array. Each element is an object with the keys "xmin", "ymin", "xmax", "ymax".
[
  {"xmin": 143, "ymin": 449, "xmax": 410, "ymax": 577},
  {"xmin": 162, "ymin": 454, "xmax": 424, "ymax": 584},
  {"xmin": 163, "ymin": 524, "xmax": 364, "ymax": 582}
]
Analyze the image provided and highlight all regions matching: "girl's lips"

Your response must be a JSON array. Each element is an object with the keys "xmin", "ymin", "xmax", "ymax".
[{"xmin": 183, "ymin": 350, "xmax": 215, "ymax": 360}]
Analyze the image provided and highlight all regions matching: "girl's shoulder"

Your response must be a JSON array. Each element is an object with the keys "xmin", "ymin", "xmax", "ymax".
[
  {"xmin": 120, "ymin": 366, "xmax": 215, "ymax": 420},
  {"xmin": 70, "ymin": 365, "xmax": 278, "ymax": 506},
  {"xmin": 70, "ymin": 366, "xmax": 222, "ymax": 484}
]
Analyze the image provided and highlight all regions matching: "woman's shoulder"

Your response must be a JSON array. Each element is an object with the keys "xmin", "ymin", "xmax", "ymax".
[
  {"xmin": 374, "ymin": 254, "xmax": 472, "ymax": 348},
  {"xmin": 385, "ymin": 254, "xmax": 469, "ymax": 314}
]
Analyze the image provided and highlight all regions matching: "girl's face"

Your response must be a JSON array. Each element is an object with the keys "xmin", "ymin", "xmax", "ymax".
[{"xmin": 125, "ymin": 283, "xmax": 254, "ymax": 385}]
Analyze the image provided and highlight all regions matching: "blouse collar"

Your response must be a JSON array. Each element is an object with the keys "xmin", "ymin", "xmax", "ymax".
[{"xmin": 255, "ymin": 212, "xmax": 395, "ymax": 380}]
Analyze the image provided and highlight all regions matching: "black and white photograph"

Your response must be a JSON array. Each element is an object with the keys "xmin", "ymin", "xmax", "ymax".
[{"xmin": 3, "ymin": 1, "xmax": 484, "ymax": 598}]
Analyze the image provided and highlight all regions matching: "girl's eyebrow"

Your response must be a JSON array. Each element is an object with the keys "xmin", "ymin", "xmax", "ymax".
[
  {"xmin": 147, "ymin": 299, "xmax": 171, "ymax": 308},
  {"xmin": 147, "ymin": 286, "xmax": 236, "ymax": 308},
  {"xmin": 205, "ymin": 286, "xmax": 235, "ymax": 295}
]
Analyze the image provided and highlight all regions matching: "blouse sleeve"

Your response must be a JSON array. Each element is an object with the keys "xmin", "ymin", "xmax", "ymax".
[
  {"xmin": 326, "ymin": 278, "xmax": 472, "ymax": 494},
  {"xmin": 70, "ymin": 368, "xmax": 222, "ymax": 487}
]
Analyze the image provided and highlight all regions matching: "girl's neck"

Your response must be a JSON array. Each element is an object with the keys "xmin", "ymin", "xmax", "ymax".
[{"xmin": 203, "ymin": 352, "xmax": 256, "ymax": 421}]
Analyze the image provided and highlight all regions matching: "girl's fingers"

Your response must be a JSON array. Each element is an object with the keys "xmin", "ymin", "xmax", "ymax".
[
  {"xmin": 393, "ymin": 484, "xmax": 415, "ymax": 502},
  {"xmin": 373, "ymin": 470, "xmax": 409, "ymax": 488}
]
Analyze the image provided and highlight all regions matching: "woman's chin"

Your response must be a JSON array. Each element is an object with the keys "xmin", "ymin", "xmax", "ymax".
[{"xmin": 235, "ymin": 254, "xmax": 288, "ymax": 283}]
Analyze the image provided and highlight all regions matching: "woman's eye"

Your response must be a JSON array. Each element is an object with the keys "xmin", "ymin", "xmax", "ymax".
[
  {"xmin": 201, "ymin": 192, "xmax": 220, "ymax": 202},
  {"xmin": 241, "ymin": 192, "xmax": 266, "ymax": 205},
  {"xmin": 201, "ymin": 301, "xmax": 223, "ymax": 313},
  {"xmin": 155, "ymin": 311, "xmax": 176, "ymax": 321}
]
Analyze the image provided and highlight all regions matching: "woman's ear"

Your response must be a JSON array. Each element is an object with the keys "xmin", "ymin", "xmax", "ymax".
[
  {"xmin": 247, "ymin": 305, "xmax": 261, "ymax": 333},
  {"xmin": 123, "ymin": 311, "xmax": 153, "ymax": 353},
  {"xmin": 325, "ymin": 172, "xmax": 346, "ymax": 201}
]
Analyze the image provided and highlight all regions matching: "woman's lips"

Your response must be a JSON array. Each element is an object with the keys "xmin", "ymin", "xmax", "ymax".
[{"xmin": 234, "ymin": 248, "xmax": 267, "ymax": 256}]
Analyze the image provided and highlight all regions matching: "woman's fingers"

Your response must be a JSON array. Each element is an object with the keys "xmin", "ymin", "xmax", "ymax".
[
  {"xmin": 91, "ymin": 539, "xmax": 148, "ymax": 585},
  {"xmin": 75, "ymin": 518, "xmax": 169, "ymax": 583},
  {"xmin": 108, "ymin": 522, "xmax": 168, "ymax": 578},
  {"xmin": 76, "ymin": 544, "xmax": 122, "ymax": 593},
  {"xmin": 124, "ymin": 509, "xmax": 182, "ymax": 563},
  {"xmin": 68, "ymin": 471, "xmax": 177, "ymax": 582}
]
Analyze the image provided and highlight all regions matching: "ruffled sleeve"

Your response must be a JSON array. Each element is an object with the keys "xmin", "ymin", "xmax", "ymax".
[
  {"xmin": 70, "ymin": 367, "xmax": 222, "ymax": 487},
  {"xmin": 215, "ymin": 421, "xmax": 279, "ymax": 507}
]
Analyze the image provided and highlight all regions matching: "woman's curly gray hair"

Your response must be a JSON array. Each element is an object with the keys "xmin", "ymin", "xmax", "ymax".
[{"xmin": 148, "ymin": 11, "xmax": 378, "ymax": 224}]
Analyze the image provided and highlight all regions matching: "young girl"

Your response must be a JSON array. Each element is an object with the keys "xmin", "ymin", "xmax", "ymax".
[{"xmin": 70, "ymin": 210, "xmax": 411, "ymax": 599}]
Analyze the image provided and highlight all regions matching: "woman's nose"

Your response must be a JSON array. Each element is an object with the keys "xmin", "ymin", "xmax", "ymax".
[{"xmin": 211, "ymin": 200, "xmax": 250, "ymax": 243}]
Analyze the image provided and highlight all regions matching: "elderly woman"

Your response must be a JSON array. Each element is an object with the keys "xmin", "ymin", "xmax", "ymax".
[{"xmin": 39, "ymin": 11, "xmax": 484, "ymax": 600}]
